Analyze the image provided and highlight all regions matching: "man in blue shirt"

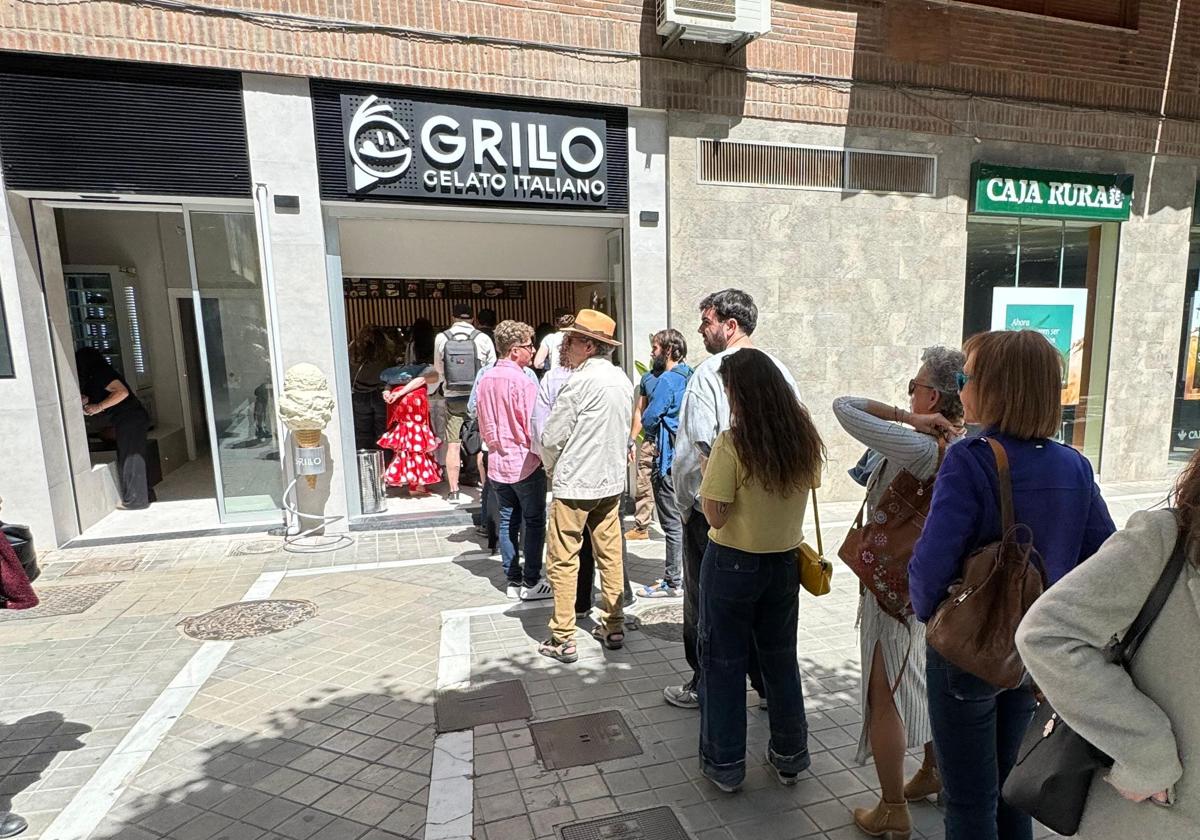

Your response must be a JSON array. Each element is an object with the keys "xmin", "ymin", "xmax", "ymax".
[
  {"xmin": 631, "ymin": 330, "xmax": 692, "ymax": 597},
  {"xmin": 625, "ymin": 357, "xmax": 663, "ymax": 542}
]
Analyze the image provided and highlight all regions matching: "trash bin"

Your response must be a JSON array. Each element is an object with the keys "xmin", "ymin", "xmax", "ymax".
[{"xmin": 357, "ymin": 449, "xmax": 386, "ymax": 514}]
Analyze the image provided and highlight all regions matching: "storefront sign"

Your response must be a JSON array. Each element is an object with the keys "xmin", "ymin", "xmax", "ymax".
[
  {"xmin": 342, "ymin": 94, "xmax": 609, "ymax": 207},
  {"xmin": 344, "ymin": 278, "xmax": 526, "ymax": 301},
  {"xmin": 972, "ymin": 164, "xmax": 1133, "ymax": 221},
  {"xmin": 991, "ymin": 287, "xmax": 1089, "ymax": 405}
]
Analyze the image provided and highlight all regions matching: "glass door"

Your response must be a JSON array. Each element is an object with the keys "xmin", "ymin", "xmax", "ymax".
[{"xmin": 182, "ymin": 208, "xmax": 283, "ymax": 520}]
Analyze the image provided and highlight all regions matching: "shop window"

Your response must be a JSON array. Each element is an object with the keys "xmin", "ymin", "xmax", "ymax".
[
  {"xmin": 963, "ymin": 217, "xmax": 1119, "ymax": 469},
  {"xmin": 1169, "ymin": 233, "xmax": 1200, "ymax": 463},
  {"xmin": 0, "ymin": 289, "xmax": 13, "ymax": 378},
  {"xmin": 954, "ymin": 1, "xmax": 1138, "ymax": 29}
]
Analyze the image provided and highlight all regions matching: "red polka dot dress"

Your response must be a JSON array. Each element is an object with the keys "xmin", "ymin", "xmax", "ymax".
[{"xmin": 378, "ymin": 386, "xmax": 442, "ymax": 491}]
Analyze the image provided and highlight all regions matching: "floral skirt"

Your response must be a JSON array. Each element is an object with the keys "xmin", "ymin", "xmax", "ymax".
[{"xmin": 378, "ymin": 389, "xmax": 442, "ymax": 490}]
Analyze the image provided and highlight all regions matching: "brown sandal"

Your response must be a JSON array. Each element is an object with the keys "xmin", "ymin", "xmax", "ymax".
[{"xmin": 592, "ymin": 626, "xmax": 625, "ymax": 650}]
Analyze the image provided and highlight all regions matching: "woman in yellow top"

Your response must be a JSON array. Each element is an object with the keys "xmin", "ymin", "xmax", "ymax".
[{"xmin": 698, "ymin": 348, "xmax": 825, "ymax": 793}]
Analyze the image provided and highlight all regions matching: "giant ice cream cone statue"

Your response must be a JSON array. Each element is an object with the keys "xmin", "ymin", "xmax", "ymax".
[{"xmin": 278, "ymin": 363, "xmax": 335, "ymax": 489}]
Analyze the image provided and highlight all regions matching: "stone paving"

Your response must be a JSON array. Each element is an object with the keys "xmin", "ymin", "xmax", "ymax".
[{"xmin": 0, "ymin": 478, "xmax": 1171, "ymax": 840}]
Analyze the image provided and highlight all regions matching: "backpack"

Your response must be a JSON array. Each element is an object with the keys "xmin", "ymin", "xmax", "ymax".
[{"xmin": 442, "ymin": 328, "xmax": 482, "ymax": 391}]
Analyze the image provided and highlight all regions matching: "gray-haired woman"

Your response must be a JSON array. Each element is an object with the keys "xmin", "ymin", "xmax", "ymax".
[{"xmin": 833, "ymin": 345, "xmax": 965, "ymax": 840}]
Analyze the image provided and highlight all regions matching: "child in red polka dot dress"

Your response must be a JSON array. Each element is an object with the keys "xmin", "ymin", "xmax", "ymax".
[{"xmin": 378, "ymin": 364, "xmax": 442, "ymax": 496}]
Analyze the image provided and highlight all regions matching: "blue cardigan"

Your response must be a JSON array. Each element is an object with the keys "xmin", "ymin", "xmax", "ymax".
[{"xmin": 910, "ymin": 432, "xmax": 1116, "ymax": 622}]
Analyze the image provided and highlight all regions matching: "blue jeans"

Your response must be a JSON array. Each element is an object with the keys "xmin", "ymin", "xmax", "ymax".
[
  {"xmin": 926, "ymin": 644, "xmax": 1037, "ymax": 840},
  {"xmin": 698, "ymin": 542, "xmax": 809, "ymax": 787},
  {"xmin": 495, "ymin": 468, "xmax": 546, "ymax": 587}
]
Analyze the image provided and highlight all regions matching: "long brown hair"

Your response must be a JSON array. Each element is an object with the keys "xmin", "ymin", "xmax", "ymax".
[
  {"xmin": 719, "ymin": 348, "xmax": 824, "ymax": 496},
  {"xmin": 1172, "ymin": 450, "xmax": 1200, "ymax": 563},
  {"xmin": 350, "ymin": 325, "xmax": 393, "ymax": 366}
]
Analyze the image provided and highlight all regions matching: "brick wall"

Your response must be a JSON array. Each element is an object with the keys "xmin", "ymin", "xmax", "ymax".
[{"xmin": 2, "ymin": 0, "xmax": 1200, "ymax": 154}]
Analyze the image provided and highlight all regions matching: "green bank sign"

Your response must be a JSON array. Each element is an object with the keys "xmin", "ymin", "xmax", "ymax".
[{"xmin": 972, "ymin": 163, "xmax": 1133, "ymax": 222}]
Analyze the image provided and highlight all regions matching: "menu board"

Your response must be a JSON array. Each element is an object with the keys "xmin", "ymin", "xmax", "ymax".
[{"xmin": 344, "ymin": 279, "xmax": 525, "ymax": 300}]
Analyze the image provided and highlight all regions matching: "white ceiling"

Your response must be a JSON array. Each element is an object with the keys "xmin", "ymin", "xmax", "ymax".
[{"xmin": 338, "ymin": 218, "xmax": 614, "ymax": 282}]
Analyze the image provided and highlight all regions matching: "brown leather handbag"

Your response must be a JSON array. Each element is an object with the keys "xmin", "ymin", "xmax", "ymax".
[
  {"xmin": 837, "ymin": 442, "xmax": 944, "ymax": 622},
  {"xmin": 925, "ymin": 438, "xmax": 1047, "ymax": 690}
]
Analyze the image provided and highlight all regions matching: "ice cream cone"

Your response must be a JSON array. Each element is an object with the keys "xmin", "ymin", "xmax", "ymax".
[{"xmin": 294, "ymin": 429, "xmax": 322, "ymax": 489}]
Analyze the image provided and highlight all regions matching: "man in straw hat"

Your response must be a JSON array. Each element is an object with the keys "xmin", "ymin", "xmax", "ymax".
[{"xmin": 538, "ymin": 309, "xmax": 634, "ymax": 663}]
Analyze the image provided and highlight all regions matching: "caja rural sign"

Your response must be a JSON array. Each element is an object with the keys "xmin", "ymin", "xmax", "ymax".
[
  {"xmin": 971, "ymin": 163, "xmax": 1134, "ymax": 222},
  {"xmin": 342, "ymin": 94, "xmax": 609, "ymax": 207}
]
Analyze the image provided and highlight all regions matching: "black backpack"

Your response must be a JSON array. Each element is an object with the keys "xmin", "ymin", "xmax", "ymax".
[{"xmin": 442, "ymin": 328, "xmax": 482, "ymax": 391}]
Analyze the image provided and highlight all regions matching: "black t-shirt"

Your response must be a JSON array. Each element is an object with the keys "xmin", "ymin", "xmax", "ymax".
[{"xmin": 79, "ymin": 358, "xmax": 144, "ymax": 420}]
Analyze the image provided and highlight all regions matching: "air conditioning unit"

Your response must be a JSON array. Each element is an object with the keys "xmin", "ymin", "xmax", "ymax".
[{"xmin": 657, "ymin": 0, "xmax": 771, "ymax": 48}]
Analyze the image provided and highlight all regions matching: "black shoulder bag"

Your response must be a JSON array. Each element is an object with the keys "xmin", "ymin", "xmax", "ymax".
[
  {"xmin": 2, "ymin": 522, "xmax": 40, "ymax": 583},
  {"xmin": 1002, "ymin": 525, "xmax": 1189, "ymax": 836}
]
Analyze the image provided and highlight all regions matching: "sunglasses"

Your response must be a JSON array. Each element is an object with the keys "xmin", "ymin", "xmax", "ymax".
[
  {"xmin": 955, "ymin": 371, "xmax": 972, "ymax": 392},
  {"xmin": 907, "ymin": 379, "xmax": 938, "ymax": 397}
]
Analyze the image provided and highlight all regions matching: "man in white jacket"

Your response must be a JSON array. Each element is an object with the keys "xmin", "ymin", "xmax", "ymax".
[{"xmin": 538, "ymin": 309, "xmax": 633, "ymax": 663}]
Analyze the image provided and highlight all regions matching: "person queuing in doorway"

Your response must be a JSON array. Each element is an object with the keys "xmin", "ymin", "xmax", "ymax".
[
  {"xmin": 1015, "ymin": 450, "xmax": 1200, "ymax": 840},
  {"xmin": 832, "ymin": 346, "xmax": 966, "ymax": 840},
  {"xmin": 434, "ymin": 303, "xmax": 496, "ymax": 505},
  {"xmin": 379, "ymin": 349, "xmax": 441, "ymax": 497},
  {"xmin": 537, "ymin": 309, "xmax": 633, "ymax": 663},
  {"xmin": 697, "ymin": 348, "xmax": 823, "ymax": 793},
  {"xmin": 474, "ymin": 320, "xmax": 552, "ymax": 601},
  {"xmin": 633, "ymin": 329, "xmax": 693, "ymax": 597},
  {"xmin": 667, "ymin": 289, "xmax": 802, "ymax": 710},
  {"xmin": 477, "ymin": 308, "xmax": 498, "ymax": 346},
  {"xmin": 349, "ymin": 325, "xmax": 397, "ymax": 456},
  {"xmin": 533, "ymin": 308, "xmax": 575, "ymax": 373},
  {"xmin": 910, "ymin": 329, "xmax": 1116, "ymax": 840},
  {"xmin": 75, "ymin": 347, "xmax": 153, "ymax": 510}
]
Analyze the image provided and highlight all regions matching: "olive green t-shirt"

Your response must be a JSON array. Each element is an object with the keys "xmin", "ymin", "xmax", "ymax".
[{"xmin": 698, "ymin": 431, "xmax": 811, "ymax": 553}]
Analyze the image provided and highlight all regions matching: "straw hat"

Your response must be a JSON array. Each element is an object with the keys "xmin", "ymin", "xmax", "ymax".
[{"xmin": 561, "ymin": 309, "xmax": 620, "ymax": 346}]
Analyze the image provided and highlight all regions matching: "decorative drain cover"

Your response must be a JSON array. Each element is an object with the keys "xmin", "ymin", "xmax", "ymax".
[
  {"xmin": 0, "ymin": 582, "xmax": 121, "ymax": 620},
  {"xmin": 177, "ymin": 599, "xmax": 317, "ymax": 640},
  {"xmin": 530, "ymin": 710, "xmax": 641, "ymax": 770},
  {"xmin": 636, "ymin": 604, "xmax": 683, "ymax": 642},
  {"xmin": 558, "ymin": 806, "xmax": 690, "ymax": 840},
  {"xmin": 227, "ymin": 539, "xmax": 283, "ymax": 556},
  {"xmin": 64, "ymin": 557, "xmax": 141, "ymax": 577},
  {"xmin": 436, "ymin": 680, "xmax": 532, "ymax": 733}
]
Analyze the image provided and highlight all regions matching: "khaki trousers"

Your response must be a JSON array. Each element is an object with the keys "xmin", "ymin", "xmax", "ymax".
[
  {"xmin": 547, "ymin": 495, "xmax": 625, "ymax": 642},
  {"xmin": 633, "ymin": 440, "xmax": 657, "ymax": 530}
]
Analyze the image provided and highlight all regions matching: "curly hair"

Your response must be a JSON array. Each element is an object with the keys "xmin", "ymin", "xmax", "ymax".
[
  {"xmin": 652, "ymin": 328, "xmax": 687, "ymax": 363},
  {"xmin": 494, "ymin": 320, "xmax": 533, "ymax": 356},
  {"xmin": 920, "ymin": 345, "xmax": 966, "ymax": 422},
  {"xmin": 719, "ymin": 349, "xmax": 825, "ymax": 495},
  {"xmin": 700, "ymin": 289, "xmax": 758, "ymax": 335}
]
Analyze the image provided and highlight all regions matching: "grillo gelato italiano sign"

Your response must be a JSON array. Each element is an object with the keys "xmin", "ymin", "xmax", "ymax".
[{"xmin": 971, "ymin": 163, "xmax": 1134, "ymax": 222}]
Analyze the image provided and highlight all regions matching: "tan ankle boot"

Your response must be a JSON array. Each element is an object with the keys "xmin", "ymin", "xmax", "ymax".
[
  {"xmin": 903, "ymin": 765, "xmax": 942, "ymax": 801},
  {"xmin": 852, "ymin": 799, "xmax": 911, "ymax": 840}
]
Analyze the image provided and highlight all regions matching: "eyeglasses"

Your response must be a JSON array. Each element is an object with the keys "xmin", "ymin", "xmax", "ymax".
[
  {"xmin": 907, "ymin": 379, "xmax": 939, "ymax": 397},
  {"xmin": 955, "ymin": 371, "xmax": 972, "ymax": 392},
  {"xmin": 515, "ymin": 343, "xmax": 534, "ymax": 350}
]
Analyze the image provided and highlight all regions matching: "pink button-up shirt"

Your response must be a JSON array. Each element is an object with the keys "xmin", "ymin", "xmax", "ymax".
[{"xmin": 475, "ymin": 359, "xmax": 541, "ymax": 484}]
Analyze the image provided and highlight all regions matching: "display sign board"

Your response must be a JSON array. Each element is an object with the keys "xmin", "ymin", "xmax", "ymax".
[
  {"xmin": 972, "ymin": 163, "xmax": 1133, "ymax": 222},
  {"xmin": 344, "ymin": 278, "xmax": 526, "ymax": 301},
  {"xmin": 341, "ymin": 94, "xmax": 609, "ymax": 207},
  {"xmin": 991, "ymin": 287, "xmax": 1089, "ymax": 406}
]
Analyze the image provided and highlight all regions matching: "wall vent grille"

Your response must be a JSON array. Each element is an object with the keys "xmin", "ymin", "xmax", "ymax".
[
  {"xmin": 676, "ymin": 0, "xmax": 738, "ymax": 19},
  {"xmin": 698, "ymin": 139, "xmax": 936, "ymax": 195}
]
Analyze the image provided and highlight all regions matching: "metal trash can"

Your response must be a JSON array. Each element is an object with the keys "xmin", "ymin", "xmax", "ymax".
[{"xmin": 357, "ymin": 449, "xmax": 386, "ymax": 514}]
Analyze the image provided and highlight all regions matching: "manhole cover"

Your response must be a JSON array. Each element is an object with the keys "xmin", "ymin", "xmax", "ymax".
[
  {"xmin": 177, "ymin": 599, "xmax": 317, "ymax": 640},
  {"xmin": 64, "ymin": 557, "xmax": 141, "ymax": 577},
  {"xmin": 227, "ymin": 539, "xmax": 283, "ymax": 556},
  {"xmin": 0, "ymin": 582, "xmax": 121, "ymax": 620},
  {"xmin": 636, "ymin": 604, "xmax": 683, "ymax": 642},
  {"xmin": 530, "ymin": 710, "xmax": 641, "ymax": 770},
  {"xmin": 558, "ymin": 806, "xmax": 690, "ymax": 840},
  {"xmin": 436, "ymin": 680, "xmax": 532, "ymax": 733}
]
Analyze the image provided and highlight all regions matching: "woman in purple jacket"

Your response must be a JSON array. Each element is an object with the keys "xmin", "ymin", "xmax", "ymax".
[{"xmin": 909, "ymin": 330, "xmax": 1115, "ymax": 840}]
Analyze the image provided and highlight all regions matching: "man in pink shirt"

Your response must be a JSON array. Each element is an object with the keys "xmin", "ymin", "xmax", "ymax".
[{"xmin": 475, "ymin": 320, "xmax": 552, "ymax": 601}]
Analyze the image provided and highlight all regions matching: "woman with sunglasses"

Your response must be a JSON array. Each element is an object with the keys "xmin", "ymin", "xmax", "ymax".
[
  {"xmin": 910, "ymin": 330, "xmax": 1116, "ymax": 840},
  {"xmin": 833, "ymin": 346, "xmax": 965, "ymax": 840}
]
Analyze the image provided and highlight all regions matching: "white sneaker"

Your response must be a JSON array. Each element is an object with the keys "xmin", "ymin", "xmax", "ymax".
[
  {"xmin": 520, "ymin": 580, "xmax": 554, "ymax": 601},
  {"xmin": 506, "ymin": 584, "xmax": 521, "ymax": 600}
]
